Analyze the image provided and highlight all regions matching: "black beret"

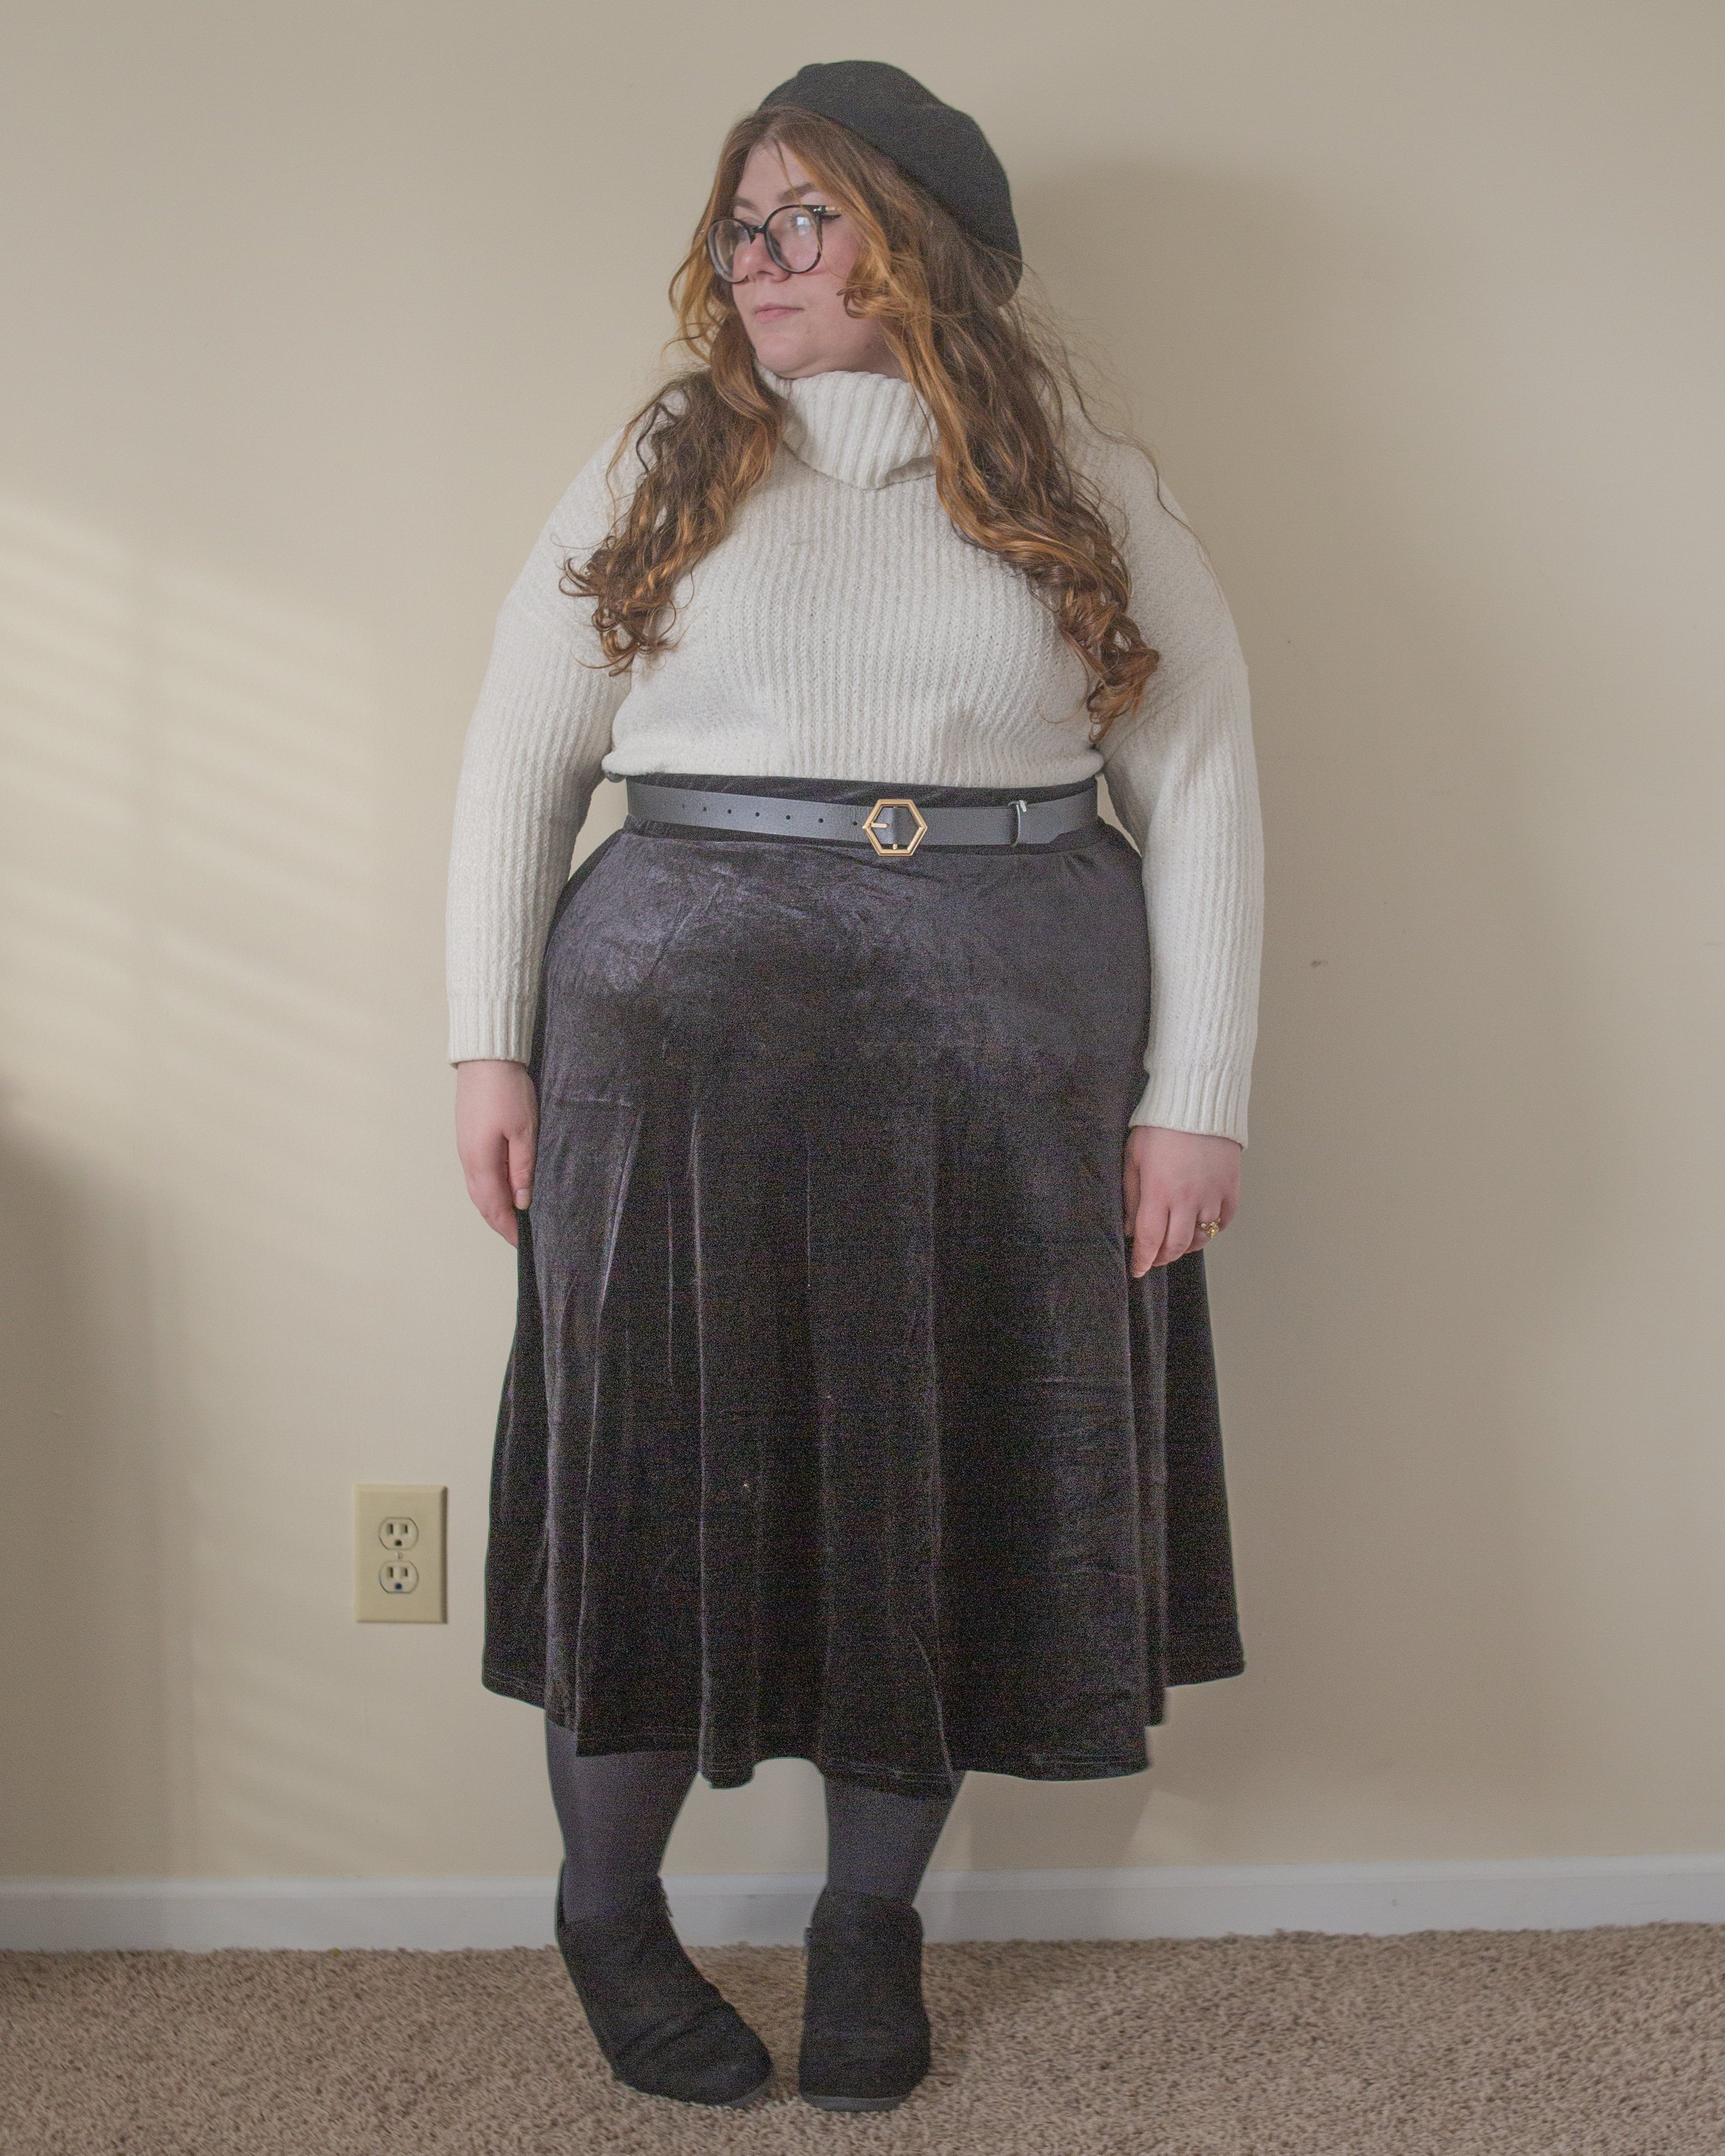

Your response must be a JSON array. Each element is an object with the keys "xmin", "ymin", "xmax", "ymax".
[{"xmin": 758, "ymin": 60, "xmax": 1021, "ymax": 284}]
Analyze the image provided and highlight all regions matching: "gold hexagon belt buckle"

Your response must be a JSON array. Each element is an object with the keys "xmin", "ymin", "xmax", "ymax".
[{"xmin": 863, "ymin": 797, "xmax": 928, "ymax": 857}]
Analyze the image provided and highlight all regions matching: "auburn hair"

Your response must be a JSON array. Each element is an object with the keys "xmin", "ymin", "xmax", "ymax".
[{"xmin": 564, "ymin": 107, "xmax": 1159, "ymax": 740}]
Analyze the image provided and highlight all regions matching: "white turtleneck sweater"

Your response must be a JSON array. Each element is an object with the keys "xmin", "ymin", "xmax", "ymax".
[{"xmin": 447, "ymin": 368, "xmax": 1263, "ymax": 1142}]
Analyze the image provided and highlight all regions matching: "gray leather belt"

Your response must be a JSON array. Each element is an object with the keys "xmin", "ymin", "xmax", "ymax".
[{"xmin": 625, "ymin": 779, "xmax": 1098, "ymax": 857}]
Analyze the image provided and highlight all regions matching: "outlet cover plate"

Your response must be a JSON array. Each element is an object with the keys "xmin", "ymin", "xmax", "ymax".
[{"xmin": 354, "ymin": 1484, "xmax": 447, "ymax": 1623}]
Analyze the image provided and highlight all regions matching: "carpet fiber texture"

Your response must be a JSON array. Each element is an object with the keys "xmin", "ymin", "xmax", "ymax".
[{"xmin": 4, "ymin": 1927, "xmax": 1724, "ymax": 2154}]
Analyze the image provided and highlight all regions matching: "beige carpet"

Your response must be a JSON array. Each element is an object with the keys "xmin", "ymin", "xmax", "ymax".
[{"xmin": 4, "ymin": 1927, "xmax": 1724, "ymax": 2154}]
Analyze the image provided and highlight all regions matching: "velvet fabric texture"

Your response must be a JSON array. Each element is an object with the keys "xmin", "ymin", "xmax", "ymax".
[{"xmin": 483, "ymin": 776, "xmax": 1244, "ymax": 1797}]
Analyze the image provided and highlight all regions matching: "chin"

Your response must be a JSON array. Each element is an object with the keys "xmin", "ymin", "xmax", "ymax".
[{"xmin": 748, "ymin": 331, "xmax": 809, "ymax": 375}]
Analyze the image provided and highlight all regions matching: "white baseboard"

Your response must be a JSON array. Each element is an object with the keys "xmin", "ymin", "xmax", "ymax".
[{"xmin": 5, "ymin": 1855, "xmax": 1725, "ymax": 1951}]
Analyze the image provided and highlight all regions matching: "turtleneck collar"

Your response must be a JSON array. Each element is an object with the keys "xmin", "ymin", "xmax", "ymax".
[{"xmin": 764, "ymin": 367, "xmax": 936, "ymax": 490}]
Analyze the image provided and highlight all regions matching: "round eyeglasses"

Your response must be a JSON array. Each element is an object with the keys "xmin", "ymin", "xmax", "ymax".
[{"xmin": 706, "ymin": 204, "xmax": 840, "ymax": 283}]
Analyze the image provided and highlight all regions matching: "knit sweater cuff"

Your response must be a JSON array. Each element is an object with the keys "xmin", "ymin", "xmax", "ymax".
[
  {"xmin": 1131, "ymin": 1066, "xmax": 1251, "ymax": 1147},
  {"xmin": 448, "ymin": 997, "xmax": 536, "ymax": 1067}
]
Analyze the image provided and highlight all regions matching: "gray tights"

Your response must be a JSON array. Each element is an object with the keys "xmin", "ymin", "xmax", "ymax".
[{"xmin": 546, "ymin": 1719, "xmax": 960, "ymax": 1924}]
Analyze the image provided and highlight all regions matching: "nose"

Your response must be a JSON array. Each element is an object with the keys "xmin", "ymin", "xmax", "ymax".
[{"xmin": 731, "ymin": 227, "xmax": 785, "ymax": 281}]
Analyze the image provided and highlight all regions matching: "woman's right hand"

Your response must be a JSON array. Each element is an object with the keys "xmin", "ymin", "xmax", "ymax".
[{"xmin": 455, "ymin": 1058, "xmax": 539, "ymax": 1246}]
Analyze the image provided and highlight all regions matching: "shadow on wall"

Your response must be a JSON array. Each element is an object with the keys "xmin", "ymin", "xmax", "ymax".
[
  {"xmin": 0, "ymin": 491, "xmax": 407, "ymax": 1873},
  {"xmin": 0, "ymin": 1120, "xmax": 166, "ymax": 1872},
  {"xmin": 947, "ymin": 161, "xmax": 1606, "ymax": 1872}
]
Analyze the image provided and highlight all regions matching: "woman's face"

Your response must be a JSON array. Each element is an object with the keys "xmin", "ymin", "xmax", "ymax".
[{"xmin": 723, "ymin": 141, "xmax": 900, "ymax": 380}]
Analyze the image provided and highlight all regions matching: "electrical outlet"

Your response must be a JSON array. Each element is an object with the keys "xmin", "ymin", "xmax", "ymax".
[{"xmin": 354, "ymin": 1485, "xmax": 447, "ymax": 1623}]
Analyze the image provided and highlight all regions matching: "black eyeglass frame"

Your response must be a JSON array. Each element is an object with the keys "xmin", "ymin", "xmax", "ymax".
[{"xmin": 706, "ymin": 204, "xmax": 842, "ymax": 283}]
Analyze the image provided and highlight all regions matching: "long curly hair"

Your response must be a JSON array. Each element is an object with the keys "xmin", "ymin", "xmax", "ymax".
[{"xmin": 564, "ymin": 105, "xmax": 1159, "ymax": 740}]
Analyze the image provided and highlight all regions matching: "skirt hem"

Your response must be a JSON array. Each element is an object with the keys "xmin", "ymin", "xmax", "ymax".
[{"xmin": 479, "ymin": 1664, "xmax": 1251, "ymax": 1794}]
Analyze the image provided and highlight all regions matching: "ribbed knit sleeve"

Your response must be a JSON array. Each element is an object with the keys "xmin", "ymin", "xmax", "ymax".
[
  {"xmin": 1079, "ymin": 431, "xmax": 1264, "ymax": 1144},
  {"xmin": 445, "ymin": 435, "xmax": 633, "ymax": 1062}
]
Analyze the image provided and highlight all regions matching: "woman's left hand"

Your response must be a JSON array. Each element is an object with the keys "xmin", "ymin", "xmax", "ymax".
[{"xmin": 1122, "ymin": 1125, "xmax": 1242, "ymax": 1277}]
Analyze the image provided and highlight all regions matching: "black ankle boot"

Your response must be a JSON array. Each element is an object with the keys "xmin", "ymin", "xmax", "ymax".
[
  {"xmin": 798, "ymin": 1884, "xmax": 931, "ymax": 2112},
  {"xmin": 553, "ymin": 1867, "xmax": 773, "ymax": 2107}
]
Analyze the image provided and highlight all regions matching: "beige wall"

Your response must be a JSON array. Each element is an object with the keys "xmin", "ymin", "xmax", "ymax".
[{"xmin": 2, "ymin": 0, "xmax": 1721, "ymax": 1885}]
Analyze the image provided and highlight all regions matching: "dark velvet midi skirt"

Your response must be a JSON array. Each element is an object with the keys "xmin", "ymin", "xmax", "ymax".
[{"xmin": 482, "ymin": 776, "xmax": 1244, "ymax": 1798}]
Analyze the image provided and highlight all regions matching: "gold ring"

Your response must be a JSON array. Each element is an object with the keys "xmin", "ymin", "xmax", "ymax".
[{"xmin": 1199, "ymin": 1219, "xmax": 1223, "ymax": 1238}]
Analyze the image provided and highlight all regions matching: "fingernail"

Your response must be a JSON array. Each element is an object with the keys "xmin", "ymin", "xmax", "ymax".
[{"xmin": 514, "ymin": 1188, "xmax": 530, "ymax": 1208}]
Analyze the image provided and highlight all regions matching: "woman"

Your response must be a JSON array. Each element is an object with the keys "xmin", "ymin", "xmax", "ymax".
[{"xmin": 448, "ymin": 61, "xmax": 1262, "ymax": 2114}]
